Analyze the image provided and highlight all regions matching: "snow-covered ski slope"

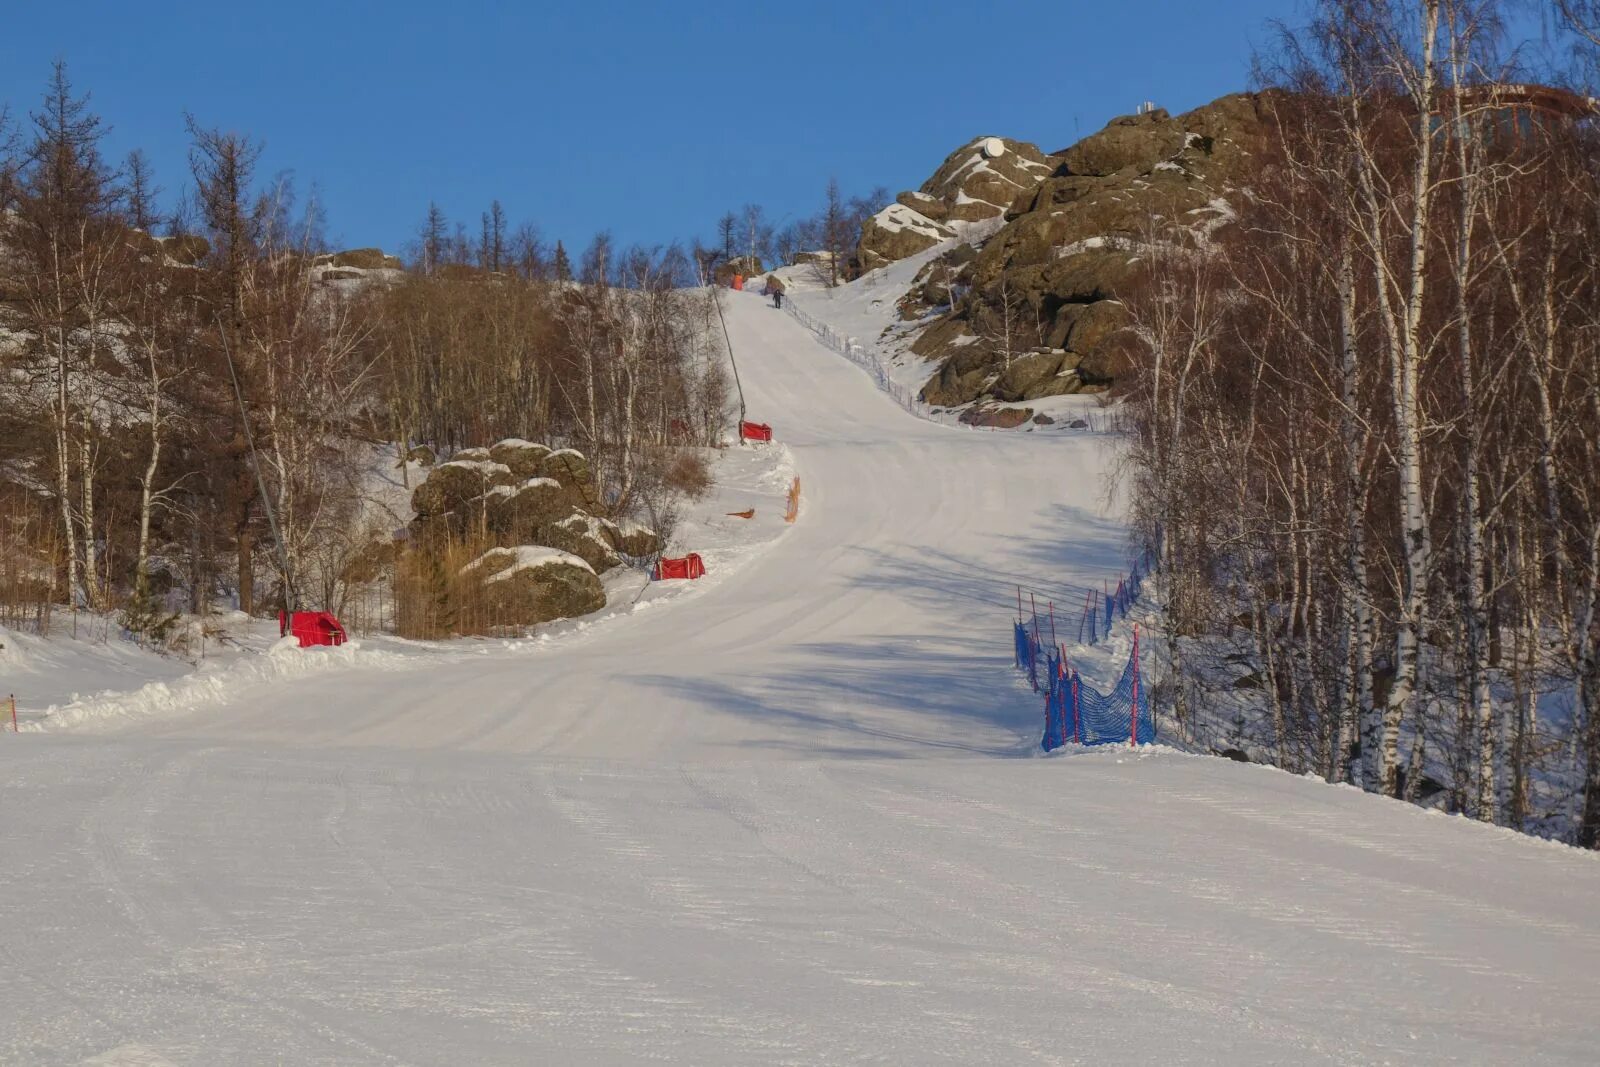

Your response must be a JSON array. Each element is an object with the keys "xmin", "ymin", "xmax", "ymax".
[{"xmin": 3, "ymin": 291, "xmax": 1599, "ymax": 1065}]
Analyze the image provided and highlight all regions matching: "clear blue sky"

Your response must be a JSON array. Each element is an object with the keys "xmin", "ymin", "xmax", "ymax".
[{"xmin": 1, "ymin": 1, "xmax": 1296, "ymax": 258}]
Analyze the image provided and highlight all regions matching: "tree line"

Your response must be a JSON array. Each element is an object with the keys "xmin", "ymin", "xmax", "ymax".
[
  {"xmin": 0, "ymin": 62, "xmax": 730, "ymax": 642},
  {"xmin": 702, "ymin": 180, "xmax": 891, "ymax": 286},
  {"xmin": 1121, "ymin": 0, "xmax": 1600, "ymax": 845}
]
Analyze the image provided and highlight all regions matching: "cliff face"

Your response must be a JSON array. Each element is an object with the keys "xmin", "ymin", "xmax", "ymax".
[
  {"xmin": 856, "ymin": 136, "xmax": 1054, "ymax": 272},
  {"xmin": 865, "ymin": 94, "xmax": 1280, "ymax": 408}
]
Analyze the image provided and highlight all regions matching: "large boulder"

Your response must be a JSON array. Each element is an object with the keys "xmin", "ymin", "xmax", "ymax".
[
  {"xmin": 489, "ymin": 438, "xmax": 553, "ymax": 479},
  {"xmin": 605, "ymin": 519, "xmax": 661, "ymax": 559},
  {"xmin": 538, "ymin": 448, "xmax": 595, "ymax": 495},
  {"xmin": 330, "ymin": 247, "xmax": 402, "ymax": 270},
  {"xmin": 992, "ymin": 350, "xmax": 1072, "ymax": 402},
  {"xmin": 920, "ymin": 341, "xmax": 997, "ymax": 407},
  {"xmin": 857, "ymin": 205, "xmax": 956, "ymax": 272},
  {"xmin": 1056, "ymin": 109, "xmax": 1187, "ymax": 177},
  {"xmin": 537, "ymin": 509, "xmax": 623, "ymax": 573},
  {"xmin": 856, "ymin": 136, "xmax": 1054, "ymax": 273},
  {"xmin": 463, "ymin": 547, "xmax": 605, "ymax": 626},
  {"xmin": 412, "ymin": 460, "xmax": 516, "ymax": 518},
  {"xmin": 484, "ymin": 478, "xmax": 571, "ymax": 543},
  {"xmin": 960, "ymin": 405, "xmax": 1034, "ymax": 429},
  {"xmin": 916, "ymin": 136, "xmax": 1055, "ymax": 224}
]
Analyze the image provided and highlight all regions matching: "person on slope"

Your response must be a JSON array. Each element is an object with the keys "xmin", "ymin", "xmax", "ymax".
[{"xmin": 766, "ymin": 273, "xmax": 785, "ymax": 310}]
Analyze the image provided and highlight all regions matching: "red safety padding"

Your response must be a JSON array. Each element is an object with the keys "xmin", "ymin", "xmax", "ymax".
[
  {"xmin": 739, "ymin": 420, "xmax": 773, "ymax": 442},
  {"xmin": 280, "ymin": 610, "xmax": 347, "ymax": 647},
  {"xmin": 654, "ymin": 553, "xmax": 706, "ymax": 581}
]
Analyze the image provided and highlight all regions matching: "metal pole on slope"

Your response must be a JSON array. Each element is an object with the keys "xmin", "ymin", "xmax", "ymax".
[
  {"xmin": 709, "ymin": 285, "xmax": 748, "ymax": 439},
  {"xmin": 218, "ymin": 317, "xmax": 297, "ymax": 615}
]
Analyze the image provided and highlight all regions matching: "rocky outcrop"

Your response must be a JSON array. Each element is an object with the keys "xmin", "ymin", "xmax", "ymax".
[
  {"xmin": 858, "ymin": 205, "xmax": 956, "ymax": 270},
  {"xmin": 1056, "ymin": 109, "xmax": 1188, "ymax": 177},
  {"xmin": 857, "ymin": 136, "xmax": 1054, "ymax": 273},
  {"xmin": 403, "ymin": 438, "xmax": 661, "ymax": 631},
  {"xmin": 160, "ymin": 234, "xmax": 210, "ymax": 266},
  {"xmin": 918, "ymin": 136, "xmax": 1055, "ymax": 222},
  {"xmin": 908, "ymin": 93, "xmax": 1278, "ymax": 409},
  {"xmin": 328, "ymin": 247, "xmax": 403, "ymax": 271},
  {"xmin": 488, "ymin": 439, "xmax": 552, "ymax": 478}
]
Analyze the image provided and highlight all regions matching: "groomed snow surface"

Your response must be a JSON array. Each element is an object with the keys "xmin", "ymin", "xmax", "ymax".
[{"xmin": 3, "ymin": 291, "xmax": 1599, "ymax": 1064}]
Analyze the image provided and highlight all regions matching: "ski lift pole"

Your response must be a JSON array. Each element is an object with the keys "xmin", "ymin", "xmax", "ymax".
[
  {"xmin": 710, "ymin": 286, "xmax": 748, "ymax": 435},
  {"xmin": 218, "ymin": 317, "xmax": 296, "ymax": 614}
]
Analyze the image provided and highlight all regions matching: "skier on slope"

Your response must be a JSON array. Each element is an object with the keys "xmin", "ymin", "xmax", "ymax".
[{"xmin": 767, "ymin": 273, "xmax": 785, "ymax": 310}]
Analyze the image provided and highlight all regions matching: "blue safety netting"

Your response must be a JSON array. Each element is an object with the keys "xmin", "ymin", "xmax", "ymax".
[
  {"xmin": 1075, "ymin": 548, "xmax": 1155, "ymax": 647},
  {"xmin": 1015, "ymin": 550, "xmax": 1157, "ymax": 751}
]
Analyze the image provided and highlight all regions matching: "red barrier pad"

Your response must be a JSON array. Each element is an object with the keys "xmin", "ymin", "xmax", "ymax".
[
  {"xmin": 279, "ymin": 610, "xmax": 348, "ymax": 648},
  {"xmin": 654, "ymin": 553, "xmax": 706, "ymax": 581}
]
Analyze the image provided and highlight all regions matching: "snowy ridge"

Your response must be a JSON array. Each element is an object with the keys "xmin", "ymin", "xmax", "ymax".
[{"xmin": 19, "ymin": 637, "xmax": 420, "ymax": 734}]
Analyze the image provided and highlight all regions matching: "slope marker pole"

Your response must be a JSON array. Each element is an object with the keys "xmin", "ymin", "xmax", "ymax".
[{"xmin": 1129, "ymin": 624, "xmax": 1141, "ymax": 748}]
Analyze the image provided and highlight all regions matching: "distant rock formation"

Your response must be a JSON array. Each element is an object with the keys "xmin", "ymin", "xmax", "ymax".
[
  {"xmin": 903, "ymin": 94, "xmax": 1278, "ymax": 409},
  {"xmin": 857, "ymin": 136, "xmax": 1053, "ymax": 272}
]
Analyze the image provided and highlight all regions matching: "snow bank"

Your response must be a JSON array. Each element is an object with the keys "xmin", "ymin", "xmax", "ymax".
[{"xmin": 20, "ymin": 637, "xmax": 417, "ymax": 734}]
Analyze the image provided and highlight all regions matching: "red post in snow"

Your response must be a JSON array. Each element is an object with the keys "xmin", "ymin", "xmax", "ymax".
[
  {"xmin": 9, "ymin": 693, "xmax": 16, "ymax": 733},
  {"xmin": 1029, "ymin": 592, "xmax": 1039, "ymax": 647},
  {"xmin": 1048, "ymin": 601, "xmax": 1057, "ymax": 649},
  {"xmin": 1072, "ymin": 671, "xmax": 1081, "ymax": 744},
  {"xmin": 1129, "ymin": 624, "xmax": 1142, "ymax": 748},
  {"xmin": 1056, "ymin": 654, "xmax": 1068, "ymax": 743}
]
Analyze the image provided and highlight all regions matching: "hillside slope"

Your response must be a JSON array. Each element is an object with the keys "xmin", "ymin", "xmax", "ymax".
[{"xmin": 1, "ymin": 291, "xmax": 1597, "ymax": 1065}]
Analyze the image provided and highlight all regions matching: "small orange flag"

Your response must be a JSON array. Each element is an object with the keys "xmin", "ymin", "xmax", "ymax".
[{"xmin": 785, "ymin": 478, "xmax": 801, "ymax": 523}]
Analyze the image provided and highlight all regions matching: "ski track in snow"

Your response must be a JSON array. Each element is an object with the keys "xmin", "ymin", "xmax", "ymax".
[{"xmin": 2, "ymin": 292, "xmax": 1598, "ymax": 1065}]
